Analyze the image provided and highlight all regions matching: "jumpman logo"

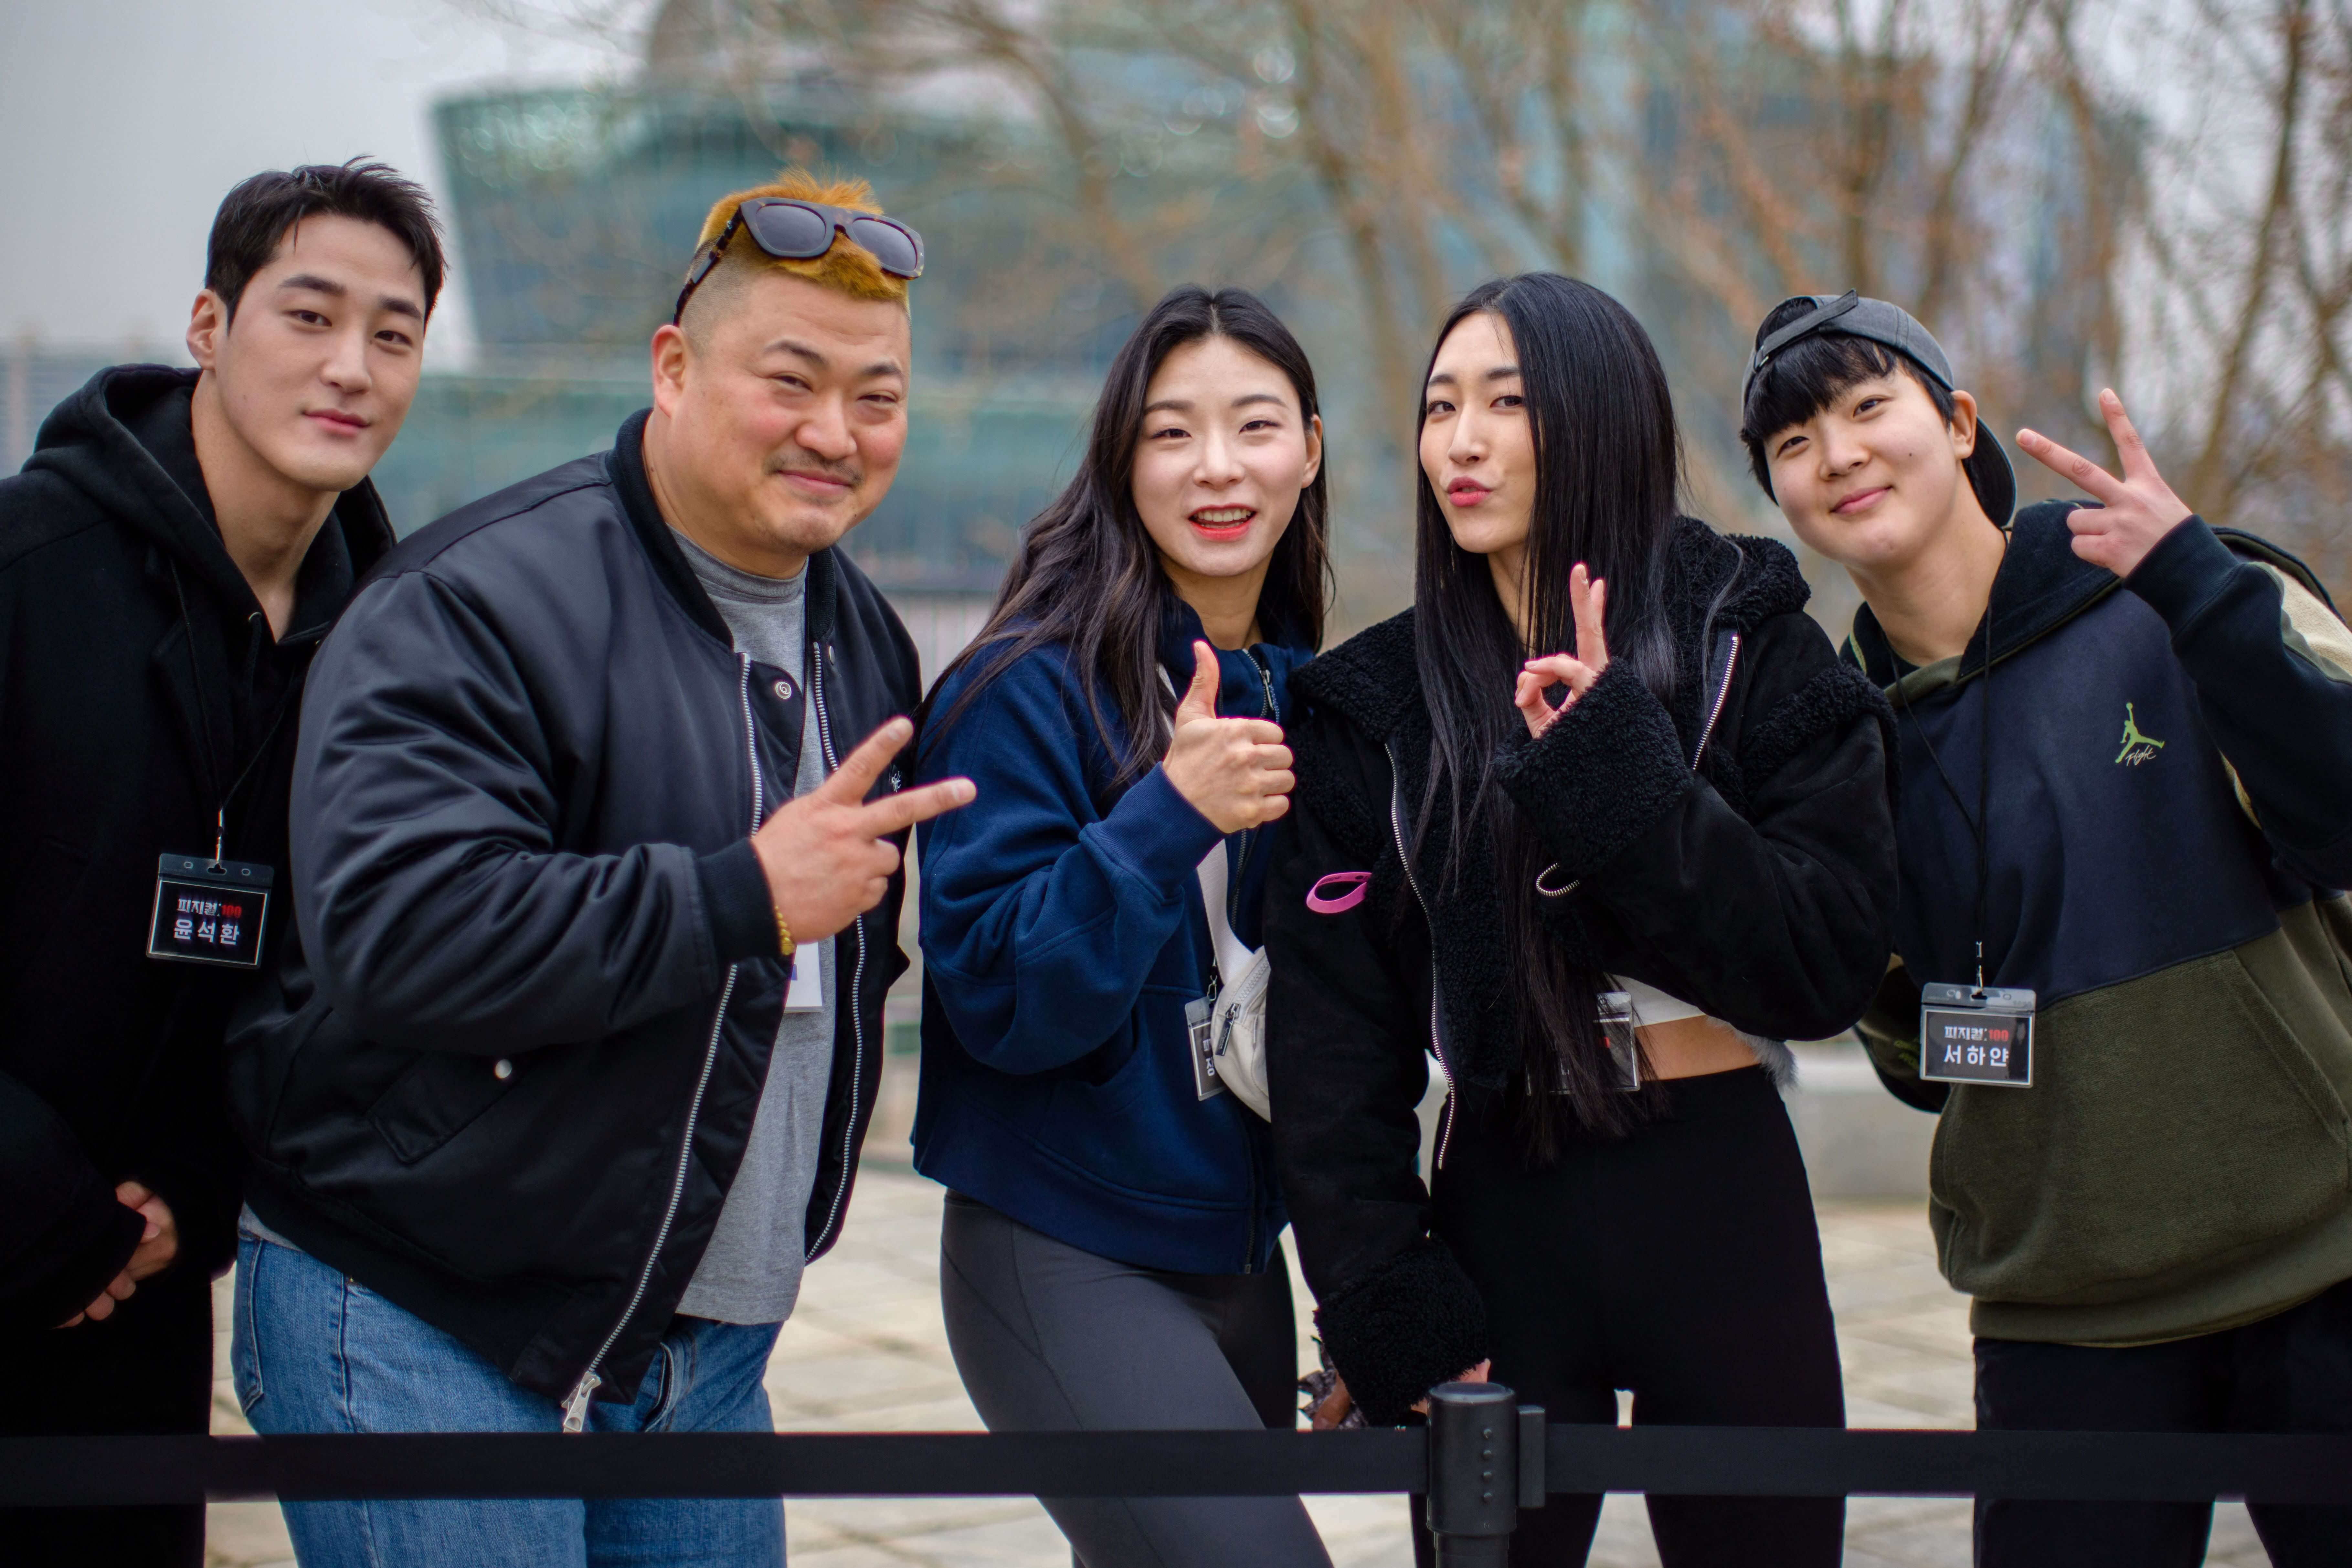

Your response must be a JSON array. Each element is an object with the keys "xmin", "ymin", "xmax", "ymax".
[{"xmin": 2116, "ymin": 702, "xmax": 2166, "ymax": 765}]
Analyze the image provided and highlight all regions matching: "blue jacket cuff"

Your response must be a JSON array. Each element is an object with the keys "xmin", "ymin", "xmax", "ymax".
[
  {"xmin": 698, "ymin": 838, "xmax": 778, "ymax": 963},
  {"xmin": 2124, "ymin": 515, "xmax": 2232, "ymax": 630},
  {"xmin": 1095, "ymin": 766, "xmax": 1227, "ymax": 888}
]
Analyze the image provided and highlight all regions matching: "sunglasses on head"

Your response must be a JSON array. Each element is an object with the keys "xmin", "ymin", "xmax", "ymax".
[{"xmin": 673, "ymin": 198, "xmax": 926, "ymax": 324}]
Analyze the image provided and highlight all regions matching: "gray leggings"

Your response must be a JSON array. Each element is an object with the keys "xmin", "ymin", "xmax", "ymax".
[{"xmin": 940, "ymin": 1192, "xmax": 1334, "ymax": 1568}]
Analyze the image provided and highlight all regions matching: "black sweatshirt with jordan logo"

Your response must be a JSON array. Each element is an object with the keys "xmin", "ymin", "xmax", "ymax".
[{"xmin": 1851, "ymin": 500, "xmax": 2352, "ymax": 1346}]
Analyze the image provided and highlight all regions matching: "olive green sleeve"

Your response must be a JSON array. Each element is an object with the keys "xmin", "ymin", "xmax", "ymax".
[{"xmin": 1854, "ymin": 958, "xmax": 1947, "ymax": 1112}]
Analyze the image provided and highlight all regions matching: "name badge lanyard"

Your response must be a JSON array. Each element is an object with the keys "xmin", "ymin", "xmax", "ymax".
[
  {"xmin": 1898, "ymin": 561, "xmax": 2036, "ymax": 1086},
  {"xmin": 1180, "ymin": 646, "xmax": 1276, "ymax": 1102},
  {"xmin": 147, "ymin": 566, "xmax": 280, "ymax": 970}
]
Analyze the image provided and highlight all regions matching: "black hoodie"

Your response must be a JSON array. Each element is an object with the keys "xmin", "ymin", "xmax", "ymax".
[{"xmin": 0, "ymin": 365, "xmax": 393, "ymax": 1335}]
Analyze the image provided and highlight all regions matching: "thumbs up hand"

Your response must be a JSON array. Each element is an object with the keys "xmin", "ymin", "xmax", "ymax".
[
  {"xmin": 2015, "ymin": 389, "xmax": 2193, "ymax": 579},
  {"xmin": 1161, "ymin": 640, "xmax": 1294, "ymax": 834}
]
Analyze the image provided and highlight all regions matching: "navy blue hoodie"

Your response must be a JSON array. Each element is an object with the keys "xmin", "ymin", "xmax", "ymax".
[{"xmin": 911, "ymin": 605, "xmax": 1308, "ymax": 1274}]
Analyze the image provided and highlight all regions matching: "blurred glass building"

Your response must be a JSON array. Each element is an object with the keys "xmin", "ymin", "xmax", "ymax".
[
  {"xmin": 3, "ymin": 0, "xmax": 2133, "ymax": 660},
  {"xmin": 357, "ymin": 18, "xmax": 1354, "ymax": 672},
  {"xmin": 381, "ymin": 87, "xmax": 1118, "ymax": 609}
]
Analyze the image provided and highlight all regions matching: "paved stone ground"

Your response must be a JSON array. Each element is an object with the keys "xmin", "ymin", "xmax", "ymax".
[{"xmin": 201, "ymin": 1173, "xmax": 2270, "ymax": 1568}]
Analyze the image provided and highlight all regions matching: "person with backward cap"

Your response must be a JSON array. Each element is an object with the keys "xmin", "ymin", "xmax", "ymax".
[{"xmin": 1743, "ymin": 290, "xmax": 2352, "ymax": 1567}]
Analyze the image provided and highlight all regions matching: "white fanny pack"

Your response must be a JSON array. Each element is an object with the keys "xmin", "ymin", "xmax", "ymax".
[
  {"xmin": 1157, "ymin": 663, "xmax": 1274, "ymax": 1120},
  {"xmin": 1188, "ymin": 841, "xmax": 1272, "ymax": 1120}
]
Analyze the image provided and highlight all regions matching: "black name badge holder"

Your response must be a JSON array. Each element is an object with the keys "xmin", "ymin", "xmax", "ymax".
[
  {"xmin": 1599, "ymin": 990, "xmax": 1640, "ymax": 1091},
  {"xmin": 1187, "ymin": 992, "xmax": 1228, "ymax": 1102},
  {"xmin": 148, "ymin": 855, "xmax": 272, "ymax": 969},
  {"xmin": 1539, "ymin": 991, "xmax": 1642, "ymax": 1095},
  {"xmin": 1919, "ymin": 981, "xmax": 2035, "ymax": 1087}
]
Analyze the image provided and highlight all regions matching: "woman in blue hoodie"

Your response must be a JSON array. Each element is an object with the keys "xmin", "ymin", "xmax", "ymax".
[{"xmin": 912, "ymin": 285, "xmax": 1330, "ymax": 1568}]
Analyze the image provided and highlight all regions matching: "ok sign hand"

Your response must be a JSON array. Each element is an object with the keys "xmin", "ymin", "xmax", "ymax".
[
  {"xmin": 2015, "ymin": 389, "xmax": 2194, "ymax": 579},
  {"xmin": 1514, "ymin": 564, "xmax": 1608, "ymax": 739}
]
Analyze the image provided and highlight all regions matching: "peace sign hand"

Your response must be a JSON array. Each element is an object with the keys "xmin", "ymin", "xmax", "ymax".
[
  {"xmin": 1514, "ymin": 564, "xmax": 1608, "ymax": 739},
  {"xmin": 750, "ymin": 716, "xmax": 976, "ymax": 947},
  {"xmin": 2015, "ymin": 389, "xmax": 2194, "ymax": 579}
]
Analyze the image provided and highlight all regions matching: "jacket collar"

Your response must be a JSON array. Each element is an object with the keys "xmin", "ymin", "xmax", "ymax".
[
  {"xmin": 1848, "ymin": 499, "xmax": 2119, "ymax": 701},
  {"xmin": 1294, "ymin": 516, "xmax": 1806, "ymax": 747},
  {"xmin": 606, "ymin": 408, "xmax": 840, "ymax": 652},
  {"xmin": 1289, "ymin": 605, "xmax": 1422, "ymax": 738},
  {"xmin": 1154, "ymin": 595, "xmax": 1318, "ymax": 723}
]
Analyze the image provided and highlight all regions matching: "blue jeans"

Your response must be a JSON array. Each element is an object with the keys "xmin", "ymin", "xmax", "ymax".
[{"xmin": 232, "ymin": 1228, "xmax": 786, "ymax": 1568}]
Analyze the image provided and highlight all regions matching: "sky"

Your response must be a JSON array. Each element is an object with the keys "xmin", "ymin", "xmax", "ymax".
[{"xmin": 0, "ymin": 0, "xmax": 623, "ymax": 369}]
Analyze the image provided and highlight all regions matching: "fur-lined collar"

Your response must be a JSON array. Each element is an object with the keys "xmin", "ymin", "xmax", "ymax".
[{"xmin": 1294, "ymin": 516, "xmax": 1809, "ymax": 750}]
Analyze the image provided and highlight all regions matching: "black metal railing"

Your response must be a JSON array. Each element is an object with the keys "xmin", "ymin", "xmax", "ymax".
[{"xmin": 10, "ymin": 1383, "xmax": 2352, "ymax": 1563}]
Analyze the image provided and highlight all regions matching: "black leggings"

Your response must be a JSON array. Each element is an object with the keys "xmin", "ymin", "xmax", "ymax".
[
  {"xmin": 1424, "ymin": 1065, "xmax": 1845, "ymax": 1568},
  {"xmin": 940, "ymin": 1193, "xmax": 1332, "ymax": 1568}
]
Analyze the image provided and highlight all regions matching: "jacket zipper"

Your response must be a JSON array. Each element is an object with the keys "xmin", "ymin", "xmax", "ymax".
[
  {"xmin": 561, "ymin": 654, "xmax": 763, "ymax": 1432},
  {"xmin": 805, "ymin": 641, "xmax": 868, "ymax": 1259},
  {"xmin": 1240, "ymin": 1139, "xmax": 1262, "ymax": 1275},
  {"xmin": 1226, "ymin": 649, "xmax": 1279, "ymax": 924},
  {"xmin": 1383, "ymin": 740, "xmax": 1456, "ymax": 1171},
  {"xmin": 1244, "ymin": 647, "xmax": 1281, "ymax": 1270},
  {"xmin": 1691, "ymin": 633, "xmax": 1742, "ymax": 768}
]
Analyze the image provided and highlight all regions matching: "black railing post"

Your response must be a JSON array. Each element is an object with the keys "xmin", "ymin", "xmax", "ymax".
[{"xmin": 1425, "ymin": 1381, "xmax": 1520, "ymax": 1565}]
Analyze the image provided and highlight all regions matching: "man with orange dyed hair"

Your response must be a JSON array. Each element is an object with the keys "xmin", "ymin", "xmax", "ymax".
[{"xmin": 224, "ymin": 170, "xmax": 972, "ymax": 1568}]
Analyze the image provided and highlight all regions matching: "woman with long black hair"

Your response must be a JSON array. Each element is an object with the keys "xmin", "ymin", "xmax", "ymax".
[
  {"xmin": 1265, "ymin": 274, "xmax": 1897, "ymax": 1566},
  {"xmin": 910, "ymin": 286, "xmax": 1332, "ymax": 1567}
]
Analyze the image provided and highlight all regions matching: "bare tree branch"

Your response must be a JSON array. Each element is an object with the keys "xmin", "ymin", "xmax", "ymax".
[
  {"xmin": 1916, "ymin": 0, "xmax": 2035, "ymax": 322},
  {"xmin": 2187, "ymin": 0, "xmax": 2314, "ymax": 509}
]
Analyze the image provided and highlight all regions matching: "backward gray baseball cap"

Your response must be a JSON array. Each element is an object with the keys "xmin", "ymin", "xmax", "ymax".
[{"xmin": 1743, "ymin": 290, "xmax": 2017, "ymax": 526}]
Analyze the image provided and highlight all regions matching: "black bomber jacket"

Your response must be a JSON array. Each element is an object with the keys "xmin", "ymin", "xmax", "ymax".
[
  {"xmin": 227, "ymin": 412, "xmax": 920, "ymax": 1418},
  {"xmin": 1263, "ymin": 519, "xmax": 1898, "ymax": 1424}
]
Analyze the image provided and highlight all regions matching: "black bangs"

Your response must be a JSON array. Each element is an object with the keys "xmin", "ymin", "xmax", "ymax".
[
  {"xmin": 207, "ymin": 158, "xmax": 447, "ymax": 320},
  {"xmin": 1739, "ymin": 327, "xmax": 1955, "ymax": 496}
]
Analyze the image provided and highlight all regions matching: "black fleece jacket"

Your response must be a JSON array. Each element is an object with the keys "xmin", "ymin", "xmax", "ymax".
[
  {"xmin": 0, "ymin": 366, "xmax": 391, "ymax": 1336},
  {"xmin": 1264, "ymin": 520, "xmax": 1897, "ymax": 1424}
]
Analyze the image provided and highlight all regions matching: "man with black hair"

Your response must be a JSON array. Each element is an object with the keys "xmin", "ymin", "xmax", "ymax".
[
  {"xmin": 0, "ymin": 158, "xmax": 442, "ymax": 1567},
  {"xmin": 1741, "ymin": 292, "xmax": 2352, "ymax": 1565}
]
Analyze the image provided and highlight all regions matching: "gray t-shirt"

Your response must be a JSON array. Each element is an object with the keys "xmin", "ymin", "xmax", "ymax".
[{"xmin": 672, "ymin": 529, "xmax": 838, "ymax": 1327}]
